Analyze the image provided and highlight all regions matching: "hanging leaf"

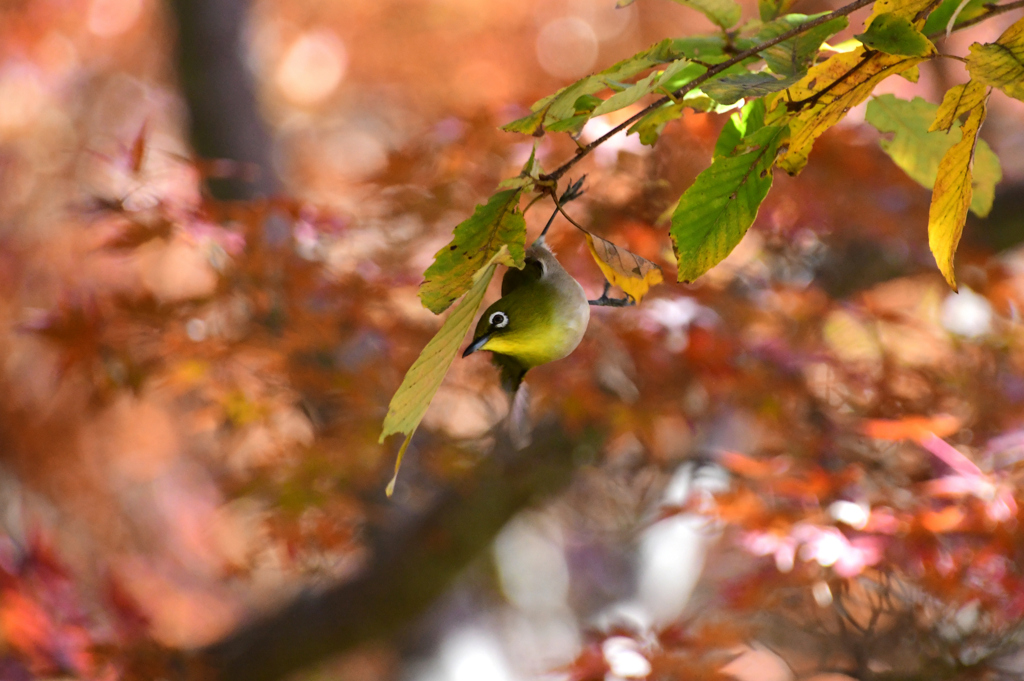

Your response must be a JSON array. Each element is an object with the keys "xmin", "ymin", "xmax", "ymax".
[
  {"xmin": 928, "ymin": 97, "xmax": 987, "ymax": 291},
  {"xmin": 966, "ymin": 16, "xmax": 1024, "ymax": 103},
  {"xmin": 865, "ymin": 94, "xmax": 1001, "ymax": 217},
  {"xmin": 771, "ymin": 48, "xmax": 923, "ymax": 174},
  {"xmin": 584, "ymin": 232, "xmax": 664, "ymax": 303},
  {"xmin": 380, "ymin": 259, "xmax": 501, "ymax": 496},
  {"xmin": 704, "ymin": 71, "xmax": 803, "ymax": 105},
  {"xmin": 671, "ymin": 125, "xmax": 786, "ymax": 282},
  {"xmin": 855, "ymin": 13, "xmax": 935, "ymax": 56},
  {"xmin": 757, "ymin": 13, "xmax": 849, "ymax": 76},
  {"xmin": 669, "ymin": 0, "xmax": 742, "ymax": 29},
  {"xmin": 419, "ymin": 189, "xmax": 526, "ymax": 314},
  {"xmin": 930, "ymin": 80, "xmax": 988, "ymax": 132}
]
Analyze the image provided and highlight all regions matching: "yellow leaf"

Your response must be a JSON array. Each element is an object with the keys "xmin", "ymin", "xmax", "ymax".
[
  {"xmin": 584, "ymin": 231, "xmax": 664, "ymax": 303},
  {"xmin": 899, "ymin": 64, "xmax": 920, "ymax": 82},
  {"xmin": 966, "ymin": 16, "xmax": 1024, "ymax": 103},
  {"xmin": 865, "ymin": 0, "xmax": 935, "ymax": 26},
  {"xmin": 770, "ymin": 48, "xmax": 923, "ymax": 174},
  {"xmin": 380, "ymin": 257, "xmax": 501, "ymax": 496},
  {"xmin": 928, "ymin": 96, "xmax": 988, "ymax": 291},
  {"xmin": 930, "ymin": 80, "xmax": 988, "ymax": 132}
]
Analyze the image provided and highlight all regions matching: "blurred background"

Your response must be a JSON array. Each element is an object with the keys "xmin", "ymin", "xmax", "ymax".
[{"xmin": 2, "ymin": 0, "xmax": 1024, "ymax": 679}]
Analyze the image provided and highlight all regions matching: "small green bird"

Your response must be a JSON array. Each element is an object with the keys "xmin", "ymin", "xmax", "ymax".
[{"xmin": 462, "ymin": 238, "xmax": 590, "ymax": 396}]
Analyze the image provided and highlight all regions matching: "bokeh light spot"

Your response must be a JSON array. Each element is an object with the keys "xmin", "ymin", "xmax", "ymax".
[
  {"xmin": 276, "ymin": 29, "xmax": 348, "ymax": 106},
  {"xmin": 535, "ymin": 17, "xmax": 598, "ymax": 80}
]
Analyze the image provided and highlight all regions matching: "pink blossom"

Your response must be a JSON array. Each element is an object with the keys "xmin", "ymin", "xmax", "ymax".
[
  {"xmin": 920, "ymin": 433, "xmax": 1018, "ymax": 523},
  {"xmin": 739, "ymin": 530, "xmax": 797, "ymax": 573}
]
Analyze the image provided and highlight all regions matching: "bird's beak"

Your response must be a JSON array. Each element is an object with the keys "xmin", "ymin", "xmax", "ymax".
[{"xmin": 462, "ymin": 334, "xmax": 491, "ymax": 357}]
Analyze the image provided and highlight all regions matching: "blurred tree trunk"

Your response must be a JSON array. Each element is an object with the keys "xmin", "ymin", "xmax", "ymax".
[
  {"xmin": 198, "ymin": 424, "xmax": 582, "ymax": 681},
  {"xmin": 169, "ymin": 0, "xmax": 278, "ymax": 199}
]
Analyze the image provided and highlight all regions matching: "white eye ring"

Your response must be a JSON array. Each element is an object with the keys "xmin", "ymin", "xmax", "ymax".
[{"xmin": 489, "ymin": 311, "xmax": 509, "ymax": 328}]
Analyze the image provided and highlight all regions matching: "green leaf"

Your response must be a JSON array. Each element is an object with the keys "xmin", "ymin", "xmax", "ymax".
[
  {"xmin": 864, "ymin": 93, "xmax": 999, "ymax": 215},
  {"xmin": 714, "ymin": 99, "xmax": 767, "ymax": 157},
  {"xmin": 381, "ymin": 260, "xmax": 500, "ymax": 496},
  {"xmin": 653, "ymin": 60, "xmax": 706, "ymax": 92},
  {"xmin": 855, "ymin": 13, "xmax": 935, "ymax": 56},
  {"xmin": 703, "ymin": 71, "xmax": 802, "ymax": 105},
  {"xmin": 922, "ymin": 0, "xmax": 987, "ymax": 35},
  {"xmin": 503, "ymin": 39, "xmax": 688, "ymax": 136},
  {"xmin": 670, "ymin": 35, "xmax": 730, "ymax": 61},
  {"xmin": 865, "ymin": 94, "xmax": 1001, "ymax": 217},
  {"xmin": 967, "ymin": 16, "xmax": 1024, "ymax": 103},
  {"xmin": 629, "ymin": 101, "xmax": 688, "ymax": 146},
  {"xmin": 592, "ymin": 70, "xmax": 662, "ymax": 117},
  {"xmin": 929, "ymin": 99, "xmax": 987, "ymax": 290},
  {"xmin": 573, "ymin": 94, "xmax": 604, "ymax": 114},
  {"xmin": 757, "ymin": 14, "xmax": 850, "ymax": 76},
  {"xmin": 865, "ymin": 0, "xmax": 938, "ymax": 24},
  {"xmin": 419, "ymin": 189, "xmax": 526, "ymax": 313},
  {"xmin": 497, "ymin": 146, "xmax": 544, "ymax": 190},
  {"xmin": 671, "ymin": 125, "xmax": 786, "ymax": 282},
  {"xmin": 970, "ymin": 128, "xmax": 1002, "ymax": 218},
  {"xmin": 669, "ymin": 0, "xmax": 742, "ymax": 28},
  {"xmin": 545, "ymin": 114, "xmax": 592, "ymax": 135},
  {"xmin": 759, "ymin": 0, "xmax": 796, "ymax": 21}
]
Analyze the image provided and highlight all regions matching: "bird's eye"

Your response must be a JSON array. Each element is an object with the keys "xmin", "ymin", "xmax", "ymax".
[{"xmin": 489, "ymin": 311, "xmax": 509, "ymax": 328}]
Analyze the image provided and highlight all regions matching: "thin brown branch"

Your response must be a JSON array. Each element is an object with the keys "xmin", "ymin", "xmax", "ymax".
[
  {"xmin": 785, "ymin": 50, "xmax": 875, "ymax": 112},
  {"xmin": 552, "ymin": 199, "xmax": 589, "ymax": 233}
]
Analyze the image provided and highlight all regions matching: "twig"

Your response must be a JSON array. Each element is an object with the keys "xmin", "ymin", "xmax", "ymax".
[
  {"xmin": 536, "ymin": 176, "xmax": 586, "ymax": 243},
  {"xmin": 785, "ymin": 50, "xmax": 875, "ymax": 112}
]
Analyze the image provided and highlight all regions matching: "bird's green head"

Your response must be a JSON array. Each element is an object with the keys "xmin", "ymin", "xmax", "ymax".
[{"xmin": 462, "ymin": 288, "xmax": 559, "ymax": 369}]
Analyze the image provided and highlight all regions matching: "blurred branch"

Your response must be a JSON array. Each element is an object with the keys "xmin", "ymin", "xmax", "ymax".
[
  {"xmin": 198, "ymin": 422, "xmax": 587, "ymax": 681},
  {"xmin": 168, "ymin": 0, "xmax": 279, "ymax": 199}
]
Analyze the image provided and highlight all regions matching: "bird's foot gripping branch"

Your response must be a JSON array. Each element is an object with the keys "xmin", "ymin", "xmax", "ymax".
[{"xmin": 381, "ymin": 0, "xmax": 1023, "ymax": 494}]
